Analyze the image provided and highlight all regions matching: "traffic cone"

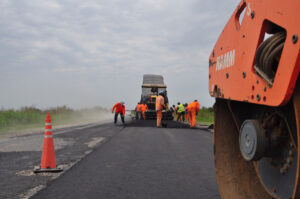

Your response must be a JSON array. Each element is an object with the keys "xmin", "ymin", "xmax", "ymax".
[{"xmin": 34, "ymin": 113, "xmax": 63, "ymax": 173}]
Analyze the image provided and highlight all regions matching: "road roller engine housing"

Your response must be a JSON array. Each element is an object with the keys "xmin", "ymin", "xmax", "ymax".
[{"xmin": 209, "ymin": 0, "xmax": 300, "ymax": 198}]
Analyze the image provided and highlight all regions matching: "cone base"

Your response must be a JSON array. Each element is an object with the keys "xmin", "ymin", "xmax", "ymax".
[{"xmin": 34, "ymin": 166, "xmax": 63, "ymax": 173}]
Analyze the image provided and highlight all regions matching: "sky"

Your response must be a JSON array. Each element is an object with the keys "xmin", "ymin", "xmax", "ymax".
[{"xmin": 0, "ymin": 0, "xmax": 240, "ymax": 110}]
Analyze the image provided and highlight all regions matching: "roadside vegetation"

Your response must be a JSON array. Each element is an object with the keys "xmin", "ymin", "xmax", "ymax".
[
  {"xmin": 0, "ymin": 106, "xmax": 110, "ymax": 133},
  {"xmin": 196, "ymin": 107, "xmax": 214, "ymax": 125}
]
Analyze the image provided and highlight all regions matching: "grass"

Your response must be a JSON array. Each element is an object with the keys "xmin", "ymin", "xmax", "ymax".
[
  {"xmin": 0, "ymin": 106, "xmax": 109, "ymax": 134},
  {"xmin": 196, "ymin": 107, "xmax": 214, "ymax": 125}
]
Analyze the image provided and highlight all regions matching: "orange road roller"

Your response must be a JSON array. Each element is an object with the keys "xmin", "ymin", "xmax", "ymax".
[{"xmin": 209, "ymin": 0, "xmax": 300, "ymax": 198}]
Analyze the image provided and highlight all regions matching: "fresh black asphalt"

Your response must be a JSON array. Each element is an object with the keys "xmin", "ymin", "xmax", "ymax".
[{"xmin": 31, "ymin": 120, "xmax": 220, "ymax": 199}]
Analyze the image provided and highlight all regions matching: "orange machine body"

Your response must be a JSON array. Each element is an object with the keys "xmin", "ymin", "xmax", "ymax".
[{"xmin": 209, "ymin": 0, "xmax": 300, "ymax": 106}]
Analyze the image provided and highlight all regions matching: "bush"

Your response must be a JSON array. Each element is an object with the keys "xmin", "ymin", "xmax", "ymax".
[{"xmin": 0, "ymin": 106, "xmax": 109, "ymax": 133}]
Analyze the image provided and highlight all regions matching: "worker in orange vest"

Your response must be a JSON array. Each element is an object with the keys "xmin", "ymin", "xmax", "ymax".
[
  {"xmin": 112, "ymin": 102, "xmax": 125, "ymax": 124},
  {"xmin": 188, "ymin": 100, "xmax": 200, "ymax": 128},
  {"xmin": 184, "ymin": 103, "xmax": 189, "ymax": 123},
  {"xmin": 135, "ymin": 103, "xmax": 143, "ymax": 120},
  {"xmin": 141, "ymin": 103, "xmax": 148, "ymax": 120},
  {"xmin": 194, "ymin": 100, "xmax": 200, "ymax": 114},
  {"xmin": 174, "ymin": 105, "xmax": 178, "ymax": 120},
  {"xmin": 156, "ymin": 91, "xmax": 166, "ymax": 127}
]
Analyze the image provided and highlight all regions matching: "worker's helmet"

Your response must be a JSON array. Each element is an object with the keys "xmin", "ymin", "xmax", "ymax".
[
  {"xmin": 194, "ymin": 100, "xmax": 198, "ymax": 102},
  {"xmin": 159, "ymin": 91, "xmax": 165, "ymax": 96},
  {"xmin": 177, "ymin": 102, "xmax": 180, "ymax": 105},
  {"xmin": 120, "ymin": 102, "xmax": 125, "ymax": 105}
]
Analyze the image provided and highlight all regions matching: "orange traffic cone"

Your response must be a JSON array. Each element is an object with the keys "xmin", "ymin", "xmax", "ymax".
[{"xmin": 34, "ymin": 113, "xmax": 63, "ymax": 173}]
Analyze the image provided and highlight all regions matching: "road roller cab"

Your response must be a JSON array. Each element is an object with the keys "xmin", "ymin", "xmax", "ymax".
[{"xmin": 140, "ymin": 74, "xmax": 173, "ymax": 120}]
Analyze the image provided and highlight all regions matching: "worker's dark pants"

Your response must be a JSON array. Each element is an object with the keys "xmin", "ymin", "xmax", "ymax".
[
  {"xmin": 114, "ymin": 113, "xmax": 125, "ymax": 124},
  {"xmin": 136, "ymin": 112, "xmax": 142, "ymax": 120},
  {"xmin": 177, "ymin": 112, "xmax": 185, "ymax": 122}
]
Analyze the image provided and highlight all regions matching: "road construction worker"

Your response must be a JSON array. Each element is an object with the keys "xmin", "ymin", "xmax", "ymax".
[
  {"xmin": 184, "ymin": 103, "xmax": 189, "ymax": 123},
  {"xmin": 141, "ymin": 103, "xmax": 148, "ymax": 120},
  {"xmin": 177, "ymin": 102, "xmax": 185, "ymax": 122},
  {"xmin": 176, "ymin": 102, "xmax": 183, "ymax": 121},
  {"xmin": 156, "ymin": 91, "xmax": 166, "ymax": 127},
  {"xmin": 188, "ymin": 100, "xmax": 200, "ymax": 128},
  {"xmin": 174, "ymin": 105, "xmax": 178, "ymax": 118},
  {"xmin": 194, "ymin": 100, "xmax": 200, "ymax": 114},
  {"xmin": 112, "ymin": 102, "xmax": 125, "ymax": 124},
  {"xmin": 135, "ymin": 103, "xmax": 143, "ymax": 120}
]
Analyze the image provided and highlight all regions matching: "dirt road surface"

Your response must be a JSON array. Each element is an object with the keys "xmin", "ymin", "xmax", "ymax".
[{"xmin": 0, "ymin": 119, "xmax": 219, "ymax": 199}]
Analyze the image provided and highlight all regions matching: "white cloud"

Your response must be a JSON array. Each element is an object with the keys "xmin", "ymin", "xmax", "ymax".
[
  {"xmin": 53, "ymin": 66, "xmax": 87, "ymax": 72},
  {"xmin": 33, "ymin": 40, "xmax": 71, "ymax": 51},
  {"xmin": 0, "ymin": 0, "xmax": 240, "ymax": 109},
  {"xmin": 26, "ymin": 0, "xmax": 62, "ymax": 10}
]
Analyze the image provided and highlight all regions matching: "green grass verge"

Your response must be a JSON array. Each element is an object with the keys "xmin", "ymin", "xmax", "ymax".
[
  {"xmin": 196, "ymin": 107, "xmax": 214, "ymax": 125},
  {"xmin": 0, "ymin": 106, "xmax": 109, "ymax": 134}
]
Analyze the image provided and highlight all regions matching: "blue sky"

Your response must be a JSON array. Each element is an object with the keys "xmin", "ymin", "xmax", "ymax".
[{"xmin": 0, "ymin": 0, "xmax": 240, "ymax": 110}]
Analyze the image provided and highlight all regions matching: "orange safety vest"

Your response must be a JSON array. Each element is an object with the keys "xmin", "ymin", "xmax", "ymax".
[
  {"xmin": 136, "ymin": 104, "xmax": 142, "ymax": 112},
  {"xmin": 156, "ymin": 95, "xmax": 164, "ymax": 111},
  {"xmin": 142, "ymin": 104, "xmax": 148, "ymax": 111},
  {"xmin": 194, "ymin": 101, "xmax": 200, "ymax": 112},
  {"xmin": 112, "ymin": 102, "xmax": 125, "ymax": 114},
  {"xmin": 187, "ymin": 102, "xmax": 195, "ymax": 112}
]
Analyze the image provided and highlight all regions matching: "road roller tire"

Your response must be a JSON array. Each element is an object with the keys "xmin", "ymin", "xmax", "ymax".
[
  {"xmin": 214, "ymin": 78, "xmax": 300, "ymax": 199},
  {"xmin": 292, "ymin": 81, "xmax": 300, "ymax": 198},
  {"xmin": 214, "ymin": 99, "xmax": 271, "ymax": 198}
]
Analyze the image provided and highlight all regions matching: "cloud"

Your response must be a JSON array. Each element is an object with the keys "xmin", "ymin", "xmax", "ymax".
[
  {"xmin": 0, "ymin": 0, "xmax": 240, "ymax": 109},
  {"xmin": 53, "ymin": 66, "xmax": 87, "ymax": 73}
]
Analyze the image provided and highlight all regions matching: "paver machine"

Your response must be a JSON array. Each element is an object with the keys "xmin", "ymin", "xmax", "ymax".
[
  {"xmin": 209, "ymin": 0, "xmax": 300, "ymax": 198},
  {"xmin": 140, "ymin": 74, "xmax": 173, "ymax": 120}
]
